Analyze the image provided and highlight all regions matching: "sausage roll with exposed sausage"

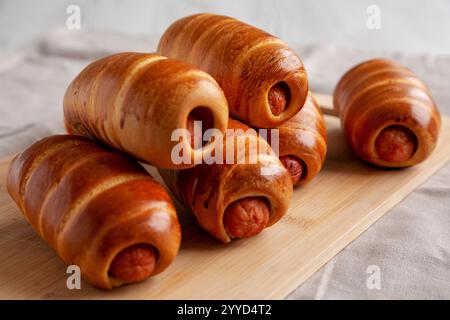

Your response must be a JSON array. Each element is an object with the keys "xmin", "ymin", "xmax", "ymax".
[
  {"xmin": 158, "ymin": 13, "xmax": 308, "ymax": 128},
  {"xmin": 275, "ymin": 92, "xmax": 327, "ymax": 185},
  {"xmin": 7, "ymin": 135, "xmax": 181, "ymax": 289},
  {"xmin": 334, "ymin": 58, "xmax": 441, "ymax": 167},
  {"xmin": 159, "ymin": 119, "xmax": 293, "ymax": 243}
]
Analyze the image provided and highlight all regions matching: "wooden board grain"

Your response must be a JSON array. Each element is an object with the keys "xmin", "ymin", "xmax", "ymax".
[{"xmin": 1, "ymin": 115, "xmax": 450, "ymax": 299}]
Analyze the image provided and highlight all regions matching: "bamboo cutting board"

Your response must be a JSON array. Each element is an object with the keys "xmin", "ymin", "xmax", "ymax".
[{"xmin": 1, "ymin": 112, "xmax": 450, "ymax": 299}]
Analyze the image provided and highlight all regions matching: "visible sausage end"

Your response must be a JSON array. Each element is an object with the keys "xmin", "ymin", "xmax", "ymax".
[
  {"xmin": 109, "ymin": 244, "xmax": 157, "ymax": 282},
  {"xmin": 224, "ymin": 197, "xmax": 270, "ymax": 239},
  {"xmin": 280, "ymin": 155, "xmax": 305, "ymax": 185},
  {"xmin": 375, "ymin": 126, "xmax": 417, "ymax": 163},
  {"xmin": 268, "ymin": 82, "xmax": 290, "ymax": 116}
]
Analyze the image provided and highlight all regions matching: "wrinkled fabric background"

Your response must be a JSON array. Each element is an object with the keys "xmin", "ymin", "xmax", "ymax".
[{"xmin": 0, "ymin": 29, "xmax": 449, "ymax": 299}]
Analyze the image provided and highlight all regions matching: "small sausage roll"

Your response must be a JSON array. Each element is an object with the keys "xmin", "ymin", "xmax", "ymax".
[
  {"xmin": 334, "ymin": 58, "xmax": 441, "ymax": 167},
  {"xmin": 158, "ymin": 13, "xmax": 308, "ymax": 128},
  {"xmin": 159, "ymin": 119, "xmax": 293, "ymax": 243},
  {"xmin": 275, "ymin": 92, "xmax": 327, "ymax": 185},
  {"xmin": 64, "ymin": 52, "xmax": 229, "ymax": 169},
  {"xmin": 7, "ymin": 135, "xmax": 181, "ymax": 289}
]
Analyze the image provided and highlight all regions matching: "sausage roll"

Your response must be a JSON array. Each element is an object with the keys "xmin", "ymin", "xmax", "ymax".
[
  {"xmin": 158, "ymin": 13, "xmax": 308, "ymax": 128},
  {"xmin": 275, "ymin": 92, "xmax": 327, "ymax": 185},
  {"xmin": 333, "ymin": 58, "xmax": 441, "ymax": 167},
  {"xmin": 64, "ymin": 52, "xmax": 229, "ymax": 169},
  {"xmin": 159, "ymin": 119, "xmax": 293, "ymax": 243},
  {"xmin": 7, "ymin": 135, "xmax": 181, "ymax": 289}
]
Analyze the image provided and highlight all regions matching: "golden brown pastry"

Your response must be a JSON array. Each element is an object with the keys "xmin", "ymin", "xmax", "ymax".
[
  {"xmin": 7, "ymin": 135, "xmax": 181, "ymax": 289},
  {"xmin": 158, "ymin": 13, "xmax": 308, "ymax": 128},
  {"xmin": 64, "ymin": 52, "xmax": 229, "ymax": 169},
  {"xmin": 275, "ymin": 92, "xmax": 327, "ymax": 185},
  {"xmin": 159, "ymin": 119, "xmax": 293, "ymax": 243},
  {"xmin": 334, "ymin": 58, "xmax": 441, "ymax": 167}
]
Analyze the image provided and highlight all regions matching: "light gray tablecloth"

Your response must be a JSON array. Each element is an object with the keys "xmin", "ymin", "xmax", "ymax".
[{"xmin": 0, "ymin": 29, "xmax": 448, "ymax": 299}]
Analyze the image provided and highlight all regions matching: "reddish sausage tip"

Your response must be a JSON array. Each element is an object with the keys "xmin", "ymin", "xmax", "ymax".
[
  {"xmin": 375, "ymin": 126, "xmax": 417, "ymax": 163},
  {"xmin": 268, "ymin": 82, "xmax": 290, "ymax": 116},
  {"xmin": 224, "ymin": 197, "xmax": 270, "ymax": 238},
  {"xmin": 280, "ymin": 155, "xmax": 305, "ymax": 184},
  {"xmin": 109, "ymin": 244, "xmax": 157, "ymax": 282}
]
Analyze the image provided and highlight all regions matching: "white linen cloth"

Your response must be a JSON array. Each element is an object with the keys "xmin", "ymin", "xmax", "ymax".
[{"xmin": 0, "ymin": 29, "xmax": 448, "ymax": 299}]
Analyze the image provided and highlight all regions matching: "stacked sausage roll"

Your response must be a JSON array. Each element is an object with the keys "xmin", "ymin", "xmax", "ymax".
[
  {"xmin": 64, "ymin": 52, "xmax": 229, "ymax": 169},
  {"xmin": 275, "ymin": 93, "xmax": 327, "ymax": 185},
  {"xmin": 158, "ymin": 13, "xmax": 309, "ymax": 128}
]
